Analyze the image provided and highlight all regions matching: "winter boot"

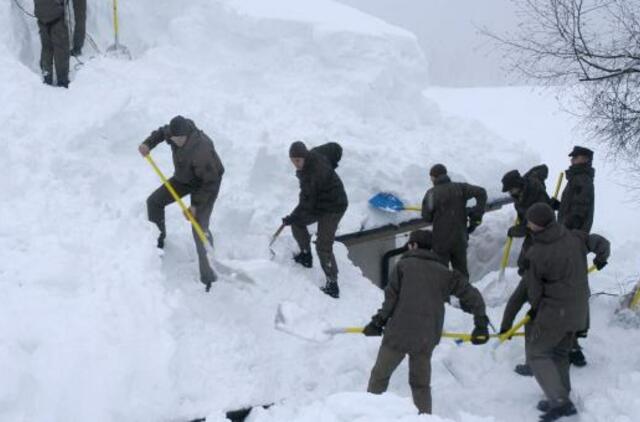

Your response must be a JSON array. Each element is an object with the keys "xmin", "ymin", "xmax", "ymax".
[
  {"xmin": 70, "ymin": 47, "xmax": 82, "ymax": 56},
  {"xmin": 43, "ymin": 74, "xmax": 53, "ymax": 86},
  {"xmin": 293, "ymin": 250, "xmax": 312, "ymax": 268},
  {"xmin": 157, "ymin": 233, "xmax": 166, "ymax": 249},
  {"xmin": 201, "ymin": 273, "xmax": 217, "ymax": 293},
  {"xmin": 569, "ymin": 348, "xmax": 587, "ymax": 367},
  {"xmin": 539, "ymin": 400, "xmax": 577, "ymax": 421},
  {"xmin": 537, "ymin": 400, "xmax": 550, "ymax": 412},
  {"xmin": 57, "ymin": 79, "xmax": 69, "ymax": 88},
  {"xmin": 514, "ymin": 363, "xmax": 534, "ymax": 376},
  {"xmin": 320, "ymin": 278, "xmax": 340, "ymax": 299}
]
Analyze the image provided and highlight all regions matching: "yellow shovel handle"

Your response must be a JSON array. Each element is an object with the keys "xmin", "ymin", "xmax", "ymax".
[
  {"xmin": 553, "ymin": 172, "xmax": 564, "ymax": 199},
  {"xmin": 497, "ymin": 315, "xmax": 531, "ymax": 344},
  {"xmin": 631, "ymin": 286, "xmax": 640, "ymax": 310},
  {"xmin": 404, "ymin": 205, "xmax": 422, "ymax": 212},
  {"xmin": 144, "ymin": 154, "xmax": 209, "ymax": 246}
]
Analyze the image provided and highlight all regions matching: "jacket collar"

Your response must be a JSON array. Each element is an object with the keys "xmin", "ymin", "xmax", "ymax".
[
  {"xmin": 566, "ymin": 163, "xmax": 595, "ymax": 180},
  {"xmin": 433, "ymin": 174, "xmax": 451, "ymax": 186},
  {"xmin": 402, "ymin": 248, "xmax": 446, "ymax": 265},
  {"xmin": 531, "ymin": 222, "xmax": 566, "ymax": 244}
]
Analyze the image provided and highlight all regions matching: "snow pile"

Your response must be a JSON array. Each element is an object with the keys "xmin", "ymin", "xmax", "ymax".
[{"xmin": 5, "ymin": 2, "xmax": 636, "ymax": 422}]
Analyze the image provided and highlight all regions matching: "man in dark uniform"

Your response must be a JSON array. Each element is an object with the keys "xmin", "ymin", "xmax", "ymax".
[
  {"xmin": 139, "ymin": 116, "xmax": 225, "ymax": 290},
  {"xmin": 283, "ymin": 141, "xmax": 348, "ymax": 299},
  {"xmin": 501, "ymin": 166, "xmax": 551, "ymax": 274},
  {"xmin": 364, "ymin": 230, "xmax": 489, "ymax": 414},
  {"xmin": 500, "ymin": 203, "xmax": 609, "ymax": 422},
  {"xmin": 551, "ymin": 146, "xmax": 596, "ymax": 367},
  {"xmin": 34, "ymin": 0, "xmax": 70, "ymax": 87},
  {"xmin": 71, "ymin": 0, "xmax": 86, "ymax": 56},
  {"xmin": 421, "ymin": 164, "xmax": 487, "ymax": 277}
]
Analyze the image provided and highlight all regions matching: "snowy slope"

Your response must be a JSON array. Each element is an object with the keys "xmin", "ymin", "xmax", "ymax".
[{"xmin": 4, "ymin": 2, "xmax": 636, "ymax": 422}]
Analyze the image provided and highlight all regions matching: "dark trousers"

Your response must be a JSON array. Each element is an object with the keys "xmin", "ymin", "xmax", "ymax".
[
  {"xmin": 291, "ymin": 211, "xmax": 344, "ymax": 281},
  {"xmin": 526, "ymin": 323, "xmax": 574, "ymax": 405},
  {"xmin": 367, "ymin": 343, "xmax": 433, "ymax": 414},
  {"xmin": 436, "ymin": 241, "xmax": 468, "ymax": 277},
  {"xmin": 38, "ymin": 18, "xmax": 70, "ymax": 84},
  {"xmin": 72, "ymin": 0, "xmax": 86, "ymax": 52},
  {"xmin": 146, "ymin": 177, "xmax": 220, "ymax": 283}
]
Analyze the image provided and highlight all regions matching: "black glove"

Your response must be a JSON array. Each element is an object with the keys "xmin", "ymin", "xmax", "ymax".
[
  {"xmin": 549, "ymin": 198, "xmax": 561, "ymax": 210},
  {"xmin": 507, "ymin": 225, "xmax": 527, "ymax": 238},
  {"xmin": 471, "ymin": 315, "xmax": 490, "ymax": 345},
  {"xmin": 526, "ymin": 308, "xmax": 537, "ymax": 320},
  {"xmin": 363, "ymin": 315, "xmax": 385, "ymax": 337},
  {"xmin": 467, "ymin": 218, "xmax": 481, "ymax": 234},
  {"xmin": 593, "ymin": 258, "xmax": 607, "ymax": 271},
  {"xmin": 282, "ymin": 215, "xmax": 295, "ymax": 226}
]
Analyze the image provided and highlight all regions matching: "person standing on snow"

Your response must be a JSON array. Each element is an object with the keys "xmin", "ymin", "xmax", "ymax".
[
  {"xmin": 501, "ymin": 165, "xmax": 551, "ymax": 275},
  {"xmin": 138, "ymin": 116, "xmax": 225, "ymax": 291},
  {"xmin": 283, "ymin": 141, "xmax": 348, "ymax": 299},
  {"xmin": 34, "ymin": 0, "xmax": 70, "ymax": 87},
  {"xmin": 364, "ymin": 230, "xmax": 489, "ymax": 414},
  {"xmin": 551, "ymin": 146, "xmax": 596, "ymax": 367},
  {"xmin": 421, "ymin": 164, "xmax": 487, "ymax": 277},
  {"xmin": 70, "ymin": 0, "xmax": 86, "ymax": 56},
  {"xmin": 499, "ymin": 203, "xmax": 609, "ymax": 422}
]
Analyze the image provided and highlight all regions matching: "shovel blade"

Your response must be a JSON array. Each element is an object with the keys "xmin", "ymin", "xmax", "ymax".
[{"xmin": 369, "ymin": 192, "xmax": 406, "ymax": 212}]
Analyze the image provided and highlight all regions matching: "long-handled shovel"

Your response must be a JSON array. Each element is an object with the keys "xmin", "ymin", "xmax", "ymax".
[
  {"xmin": 323, "ymin": 327, "xmax": 524, "ymax": 344},
  {"xmin": 106, "ymin": 0, "xmax": 131, "ymax": 59},
  {"xmin": 145, "ymin": 154, "xmax": 253, "ymax": 289},
  {"xmin": 268, "ymin": 224, "xmax": 286, "ymax": 259},
  {"xmin": 368, "ymin": 192, "xmax": 421, "ymax": 213}
]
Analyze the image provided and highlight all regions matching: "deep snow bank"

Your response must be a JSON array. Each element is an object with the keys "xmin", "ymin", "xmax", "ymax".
[{"xmin": 1, "ymin": 1, "xmax": 535, "ymax": 422}]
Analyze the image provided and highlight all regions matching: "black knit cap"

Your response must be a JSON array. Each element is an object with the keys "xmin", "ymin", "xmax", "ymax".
[
  {"xmin": 289, "ymin": 141, "xmax": 309, "ymax": 158},
  {"xmin": 526, "ymin": 203, "xmax": 556, "ymax": 228},
  {"xmin": 430, "ymin": 164, "xmax": 447, "ymax": 178},
  {"xmin": 408, "ymin": 230, "xmax": 433, "ymax": 250},
  {"xmin": 568, "ymin": 146, "xmax": 594, "ymax": 161},
  {"xmin": 501, "ymin": 170, "xmax": 524, "ymax": 192},
  {"xmin": 169, "ymin": 115, "xmax": 191, "ymax": 137}
]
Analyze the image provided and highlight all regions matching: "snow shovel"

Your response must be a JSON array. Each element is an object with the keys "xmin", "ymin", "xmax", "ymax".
[
  {"xmin": 323, "ymin": 327, "xmax": 523, "ymax": 344},
  {"xmin": 106, "ymin": 0, "xmax": 132, "ymax": 59},
  {"xmin": 145, "ymin": 154, "xmax": 254, "ymax": 288},
  {"xmin": 494, "ymin": 314, "xmax": 531, "ymax": 349},
  {"xmin": 268, "ymin": 224, "xmax": 286, "ymax": 259},
  {"xmin": 369, "ymin": 192, "xmax": 421, "ymax": 213}
]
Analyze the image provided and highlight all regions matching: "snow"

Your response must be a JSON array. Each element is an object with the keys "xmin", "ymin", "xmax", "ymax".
[{"xmin": 1, "ymin": 1, "xmax": 639, "ymax": 422}]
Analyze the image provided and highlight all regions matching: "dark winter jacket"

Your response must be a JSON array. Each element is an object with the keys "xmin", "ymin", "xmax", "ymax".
[
  {"xmin": 558, "ymin": 163, "xmax": 595, "ymax": 233},
  {"xmin": 291, "ymin": 148, "xmax": 348, "ymax": 222},
  {"xmin": 143, "ymin": 120, "xmax": 225, "ymax": 208},
  {"xmin": 375, "ymin": 249, "xmax": 487, "ymax": 354},
  {"xmin": 421, "ymin": 175, "xmax": 487, "ymax": 255},
  {"xmin": 509, "ymin": 176, "xmax": 551, "ymax": 273},
  {"xmin": 34, "ymin": 0, "xmax": 65, "ymax": 24},
  {"xmin": 501, "ymin": 223, "xmax": 610, "ymax": 333}
]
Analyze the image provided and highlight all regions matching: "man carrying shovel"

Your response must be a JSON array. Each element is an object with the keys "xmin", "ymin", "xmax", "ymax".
[
  {"xmin": 138, "ymin": 115, "xmax": 225, "ymax": 289},
  {"xmin": 499, "ymin": 203, "xmax": 609, "ymax": 422},
  {"xmin": 363, "ymin": 230, "xmax": 489, "ymax": 414},
  {"xmin": 282, "ymin": 141, "xmax": 348, "ymax": 299}
]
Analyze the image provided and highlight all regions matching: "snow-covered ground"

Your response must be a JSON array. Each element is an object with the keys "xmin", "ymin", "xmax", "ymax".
[{"xmin": 1, "ymin": 1, "xmax": 639, "ymax": 421}]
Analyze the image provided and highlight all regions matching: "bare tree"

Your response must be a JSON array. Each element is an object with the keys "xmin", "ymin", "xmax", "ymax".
[{"xmin": 486, "ymin": 0, "xmax": 640, "ymax": 159}]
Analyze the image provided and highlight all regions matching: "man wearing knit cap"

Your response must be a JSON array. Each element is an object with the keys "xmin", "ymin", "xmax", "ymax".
[
  {"xmin": 364, "ymin": 229, "xmax": 489, "ymax": 414},
  {"xmin": 421, "ymin": 164, "xmax": 487, "ymax": 277},
  {"xmin": 501, "ymin": 166, "xmax": 551, "ymax": 274},
  {"xmin": 499, "ymin": 203, "xmax": 609, "ymax": 422},
  {"xmin": 138, "ymin": 115, "xmax": 225, "ymax": 291},
  {"xmin": 550, "ymin": 145, "xmax": 596, "ymax": 367},
  {"xmin": 283, "ymin": 141, "xmax": 348, "ymax": 298}
]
